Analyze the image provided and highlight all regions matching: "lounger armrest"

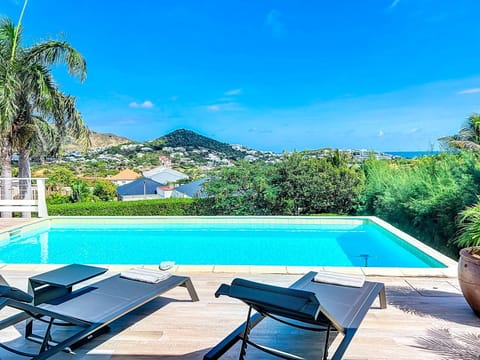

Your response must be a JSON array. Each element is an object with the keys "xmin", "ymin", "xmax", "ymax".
[
  {"xmin": 0, "ymin": 285, "xmax": 32, "ymax": 303},
  {"xmin": 215, "ymin": 284, "xmax": 231, "ymax": 298}
]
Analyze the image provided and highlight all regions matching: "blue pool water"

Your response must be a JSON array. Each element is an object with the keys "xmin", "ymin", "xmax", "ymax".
[{"xmin": 0, "ymin": 220, "xmax": 446, "ymax": 267}]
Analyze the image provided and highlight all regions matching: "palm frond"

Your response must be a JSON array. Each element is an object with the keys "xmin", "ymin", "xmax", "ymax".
[
  {"xmin": 439, "ymin": 113, "xmax": 480, "ymax": 151},
  {"xmin": 0, "ymin": 18, "xmax": 17, "ymax": 51},
  {"xmin": 0, "ymin": 68, "xmax": 20, "ymax": 131},
  {"xmin": 447, "ymin": 140, "xmax": 480, "ymax": 151},
  {"xmin": 25, "ymin": 41, "xmax": 87, "ymax": 81},
  {"xmin": 58, "ymin": 94, "xmax": 91, "ymax": 149}
]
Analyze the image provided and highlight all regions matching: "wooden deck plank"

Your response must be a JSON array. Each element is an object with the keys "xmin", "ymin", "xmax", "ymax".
[
  {"xmin": 0, "ymin": 218, "xmax": 37, "ymax": 231},
  {"xmin": 0, "ymin": 270, "xmax": 477, "ymax": 359}
]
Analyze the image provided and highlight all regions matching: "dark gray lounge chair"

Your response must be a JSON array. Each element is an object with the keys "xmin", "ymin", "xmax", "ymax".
[
  {"xmin": 0, "ymin": 265, "xmax": 199, "ymax": 360},
  {"xmin": 204, "ymin": 271, "xmax": 386, "ymax": 360}
]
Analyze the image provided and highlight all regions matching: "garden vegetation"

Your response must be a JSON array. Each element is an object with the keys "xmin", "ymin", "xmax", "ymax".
[{"xmin": 46, "ymin": 149, "xmax": 480, "ymax": 259}]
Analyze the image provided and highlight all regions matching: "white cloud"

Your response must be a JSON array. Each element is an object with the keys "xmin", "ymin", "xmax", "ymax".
[
  {"xmin": 378, "ymin": 130, "xmax": 384, "ymax": 137},
  {"xmin": 408, "ymin": 128, "xmax": 420, "ymax": 134},
  {"xmin": 225, "ymin": 88, "xmax": 242, "ymax": 96},
  {"xmin": 265, "ymin": 10, "xmax": 285, "ymax": 37},
  {"xmin": 457, "ymin": 88, "xmax": 480, "ymax": 95},
  {"xmin": 129, "ymin": 100, "xmax": 154, "ymax": 108},
  {"xmin": 207, "ymin": 105, "xmax": 221, "ymax": 112}
]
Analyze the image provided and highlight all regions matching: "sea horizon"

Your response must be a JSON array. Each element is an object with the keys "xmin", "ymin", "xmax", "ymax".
[{"xmin": 385, "ymin": 151, "xmax": 442, "ymax": 159}]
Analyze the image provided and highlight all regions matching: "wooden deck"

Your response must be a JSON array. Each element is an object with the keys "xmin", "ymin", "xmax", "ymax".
[
  {"xmin": 0, "ymin": 218, "xmax": 38, "ymax": 231},
  {"xmin": 0, "ymin": 269, "xmax": 478, "ymax": 359}
]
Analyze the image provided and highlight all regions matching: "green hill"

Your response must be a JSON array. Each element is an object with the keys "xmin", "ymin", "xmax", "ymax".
[
  {"xmin": 149, "ymin": 129, "xmax": 245, "ymax": 159},
  {"xmin": 65, "ymin": 131, "xmax": 133, "ymax": 151}
]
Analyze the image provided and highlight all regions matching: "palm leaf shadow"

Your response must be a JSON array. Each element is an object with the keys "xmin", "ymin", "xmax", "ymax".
[{"xmin": 415, "ymin": 328, "xmax": 480, "ymax": 360}]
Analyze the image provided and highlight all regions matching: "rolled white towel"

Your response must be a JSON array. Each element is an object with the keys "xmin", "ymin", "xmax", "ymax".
[
  {"xmin": 159, "ymin": 261, "xmax": 175, "ymax": 271},
  {"xmin": 313, "ymin": 271, "xmax": 365, "ymax": 288},
  {"xmin": 121, "ymin": 268, "xmax": 172, "ymax": 284}
]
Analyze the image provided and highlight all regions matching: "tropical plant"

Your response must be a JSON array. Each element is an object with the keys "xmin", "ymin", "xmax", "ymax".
[
  {"xmin": 44, "ymin": 166, "xmax": 76, "ymax": 194},
  {"xmin": 92, "ymin": 179, "xmax": 117, "ymax": 201},
  {"xmin": 202, "ymin": 161, "xmax": 277, "ymax": 215},
  {"xmin": 46, "ymin": 192, "xmax": 69, "ymax": 205},
  {"xmin": 0, "ymin": 7, "xmax": 88, "ymax": 215},
  {"xmin": 456, "ymin": 199, "xmax": 480, "ymax": 254},
  {"xmin": 69, "ymin": 180, "xmax": 91, "ymax": 203},
  {"xmin": 273, "ymin": 151, "xmax": 364, "ymax": 215},
  {"xmin": 202, "ymin": 152, "xmax": 364, "ymax": 216},
  {"xmin": 439, "ymin": 113, "xmax": 480, "ymax": 151},
  {"xmin": 359, "ymin": 152, "xmax": 480, "ymax": 256}
]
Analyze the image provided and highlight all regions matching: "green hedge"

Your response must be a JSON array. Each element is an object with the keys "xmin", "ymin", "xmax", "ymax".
[{"xmin": 48, "ymin": 198, "xmax": 201, "ymax": 216}]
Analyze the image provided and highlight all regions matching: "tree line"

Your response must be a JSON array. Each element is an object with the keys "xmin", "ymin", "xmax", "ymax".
[
  {"xmin": 201, "ymin": 151, "xmax": 364, "ymax": 216},
  {"xmin": 199, "ymin": 147, "xmax": 480, "ymax": 259}
]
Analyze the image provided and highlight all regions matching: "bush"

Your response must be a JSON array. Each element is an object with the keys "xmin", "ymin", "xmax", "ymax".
[
  {"xmin": 46, "ymin": 193, "xmax": 69, "ymax": 205},
  {"xmin": 92, "ymin": 179, "xmax": 117, "ymax": 201},
  {"xmin": 70, "ymin": 180, "xmax": 91, "ymax": 203},
  {"xmin": 48, "ymin": 198, "xmax": 200, "ymax": 216},
  {"xmin": 203, "ymin": 152, "xmax": 364, "ymax": 216},
  {"xmin": 359, "ymin": 152, "xmax": 480, "ymax": 257}
]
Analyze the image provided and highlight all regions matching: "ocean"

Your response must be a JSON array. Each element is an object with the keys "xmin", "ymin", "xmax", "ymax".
[{"xmin": 385, "ymin": 151, "xmax": 442, "ymax": 159}]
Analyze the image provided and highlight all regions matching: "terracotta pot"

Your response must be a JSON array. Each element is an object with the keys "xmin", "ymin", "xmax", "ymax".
[{"xmin": 458, "ymin": 247, "xmax": 480, "ymax": 316}]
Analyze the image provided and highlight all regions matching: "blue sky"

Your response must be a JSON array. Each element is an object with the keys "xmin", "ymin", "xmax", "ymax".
[{"xmin": 3, "ymin": 0, "xmax": 480, "ymax": 152}]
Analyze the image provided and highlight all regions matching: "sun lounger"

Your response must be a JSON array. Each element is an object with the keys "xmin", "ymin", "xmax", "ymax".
[
  {"xmin": 0, "ymin": 264, "xmax": 199, "ymax": 360},
  {"xmin": 204, "ymin": 271, "xmax": 385, "ymax": 360}
]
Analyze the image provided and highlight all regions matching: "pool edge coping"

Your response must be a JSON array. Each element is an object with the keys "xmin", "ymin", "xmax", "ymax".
[{"xmin": 0, "ymin": 215, "xmax": 459, "ymax": 278}]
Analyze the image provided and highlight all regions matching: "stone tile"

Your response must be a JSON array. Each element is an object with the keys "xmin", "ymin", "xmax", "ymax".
[
  {"xmin": 213, "ymin": 265, "xmax": 250, "ymax": 273},
  {"xmin": 405, "ymin": 278, "xmax": 463, "ymax": 297},
  {"xmin": 177, "ymin": 265, "xmax": 214, "ymax": 273},
  {"xmin": 286, "ymin": 266, "xmax": 323, "ymax": 274},
  {"xmin": 249, "ymin": 265, "xmax": 287, "ymax": 274}
]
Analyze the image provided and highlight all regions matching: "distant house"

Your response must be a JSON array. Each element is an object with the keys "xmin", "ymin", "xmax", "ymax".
[
  {"xmin": 142, "ymin": 166, "xmax": 188, "ymax": 185},
  {"xmin": 116, "ymin": 178, "xmax": 164, "ymax": 201},
  {"xmin": 172, "ymin": 178, "xmax": 208, "ymax": 198},
  {"xmin": 157, "ymin": 185, "xmax": 174, "ymax": 199},
  {"xmin": 159, "ymin": 155, "xmax": 172, "ymax": 167},
  {"xmin": 109, "ymin": 168, "xmax": 141, "ymax": 186}
]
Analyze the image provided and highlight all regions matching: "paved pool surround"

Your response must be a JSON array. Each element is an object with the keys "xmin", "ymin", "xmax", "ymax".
[{"xmin": 0, "ymin": 216, "xmax": 458, "ymax": 277}]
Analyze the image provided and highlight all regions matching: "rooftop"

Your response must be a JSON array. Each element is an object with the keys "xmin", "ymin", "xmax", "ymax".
[
  {"xmin": 109, "ymin": 168, "xmax": 142, "ymax": 180},
  {"xmin": 116, "ymin": 177, "xmax": 164, "ymax": 196}
]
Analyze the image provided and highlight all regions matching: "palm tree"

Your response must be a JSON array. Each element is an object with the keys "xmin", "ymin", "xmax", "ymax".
[
  {"xmin": 439, "ymin": 113, "xmax": 480, "ymax": 151},
  {"xmin": 0, "ymin": 15, "xmax": 88, "ymax": 216},
  {"xmin": 14, "ymin": 90, "xmax": 90, "ymax": 180}
]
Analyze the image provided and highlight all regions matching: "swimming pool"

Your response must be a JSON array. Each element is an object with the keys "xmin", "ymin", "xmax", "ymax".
[{"xmin": 0, "ymin": 216, "xmax": 452, "ymax": 268}]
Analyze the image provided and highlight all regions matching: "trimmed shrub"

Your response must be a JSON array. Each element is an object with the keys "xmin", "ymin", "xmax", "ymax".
[{"xmin": 48, "ymin": 198, "xmax": 200, "ymax": 216}]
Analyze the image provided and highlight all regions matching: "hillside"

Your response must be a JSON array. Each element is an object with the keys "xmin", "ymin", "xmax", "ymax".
[
  {"xmin": 65, "ymin": 131, "xmax": 133, "ymax": 151},
  {"xmin": 148, "ymin": 129, "xmax": 245, "ymax": 159},
  {"xmin": 48, "ymin": 128, "xmax": 397, "ymax": 177}
]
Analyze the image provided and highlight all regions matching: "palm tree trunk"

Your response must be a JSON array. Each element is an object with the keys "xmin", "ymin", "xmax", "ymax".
[
  {"xmin": 0, "ymin": 135, "xmax": 13, "ymax": 218},
  {"xmin": 18, "ymin": 148, "xmax": 31, "ymax": 218}
]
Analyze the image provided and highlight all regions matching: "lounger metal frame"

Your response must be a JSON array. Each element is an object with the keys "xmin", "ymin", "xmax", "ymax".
[
  {"xmin": 0, "ymin": 273, "xmax": 199, "ymax": 360},
  {"xmin": 205, "ymin": 271, "xmax": 386, "ymax": 360}
]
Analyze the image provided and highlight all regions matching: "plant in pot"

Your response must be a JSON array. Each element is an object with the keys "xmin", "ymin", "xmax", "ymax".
[{"xmin": 456, "ymin": 201, "xmax": 480, "ymax": 316}]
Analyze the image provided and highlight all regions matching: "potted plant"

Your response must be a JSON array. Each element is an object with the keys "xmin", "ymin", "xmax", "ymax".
[{"xmin": 456, "ymin": 201, "xmax": 480, "ymax": 316}]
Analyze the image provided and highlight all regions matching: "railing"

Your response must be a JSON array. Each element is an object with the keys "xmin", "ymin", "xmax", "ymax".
[{"xmin": 0, "ymin": 178, "xmax": 48, "ymax": 218}]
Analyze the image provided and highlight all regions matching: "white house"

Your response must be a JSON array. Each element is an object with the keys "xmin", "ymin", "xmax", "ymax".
[{"xmin": 142, "ymin": 166, "xmax": 188, "ymax": 185}]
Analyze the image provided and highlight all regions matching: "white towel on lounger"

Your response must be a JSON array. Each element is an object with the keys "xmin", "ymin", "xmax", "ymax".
[
  {"xmin": 313, "ymin": 271, "xmax": 365, "ymax": 288},
  {"xmin": 120, "ymin": 268, "xmax": 172, "ymax": 284}
]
